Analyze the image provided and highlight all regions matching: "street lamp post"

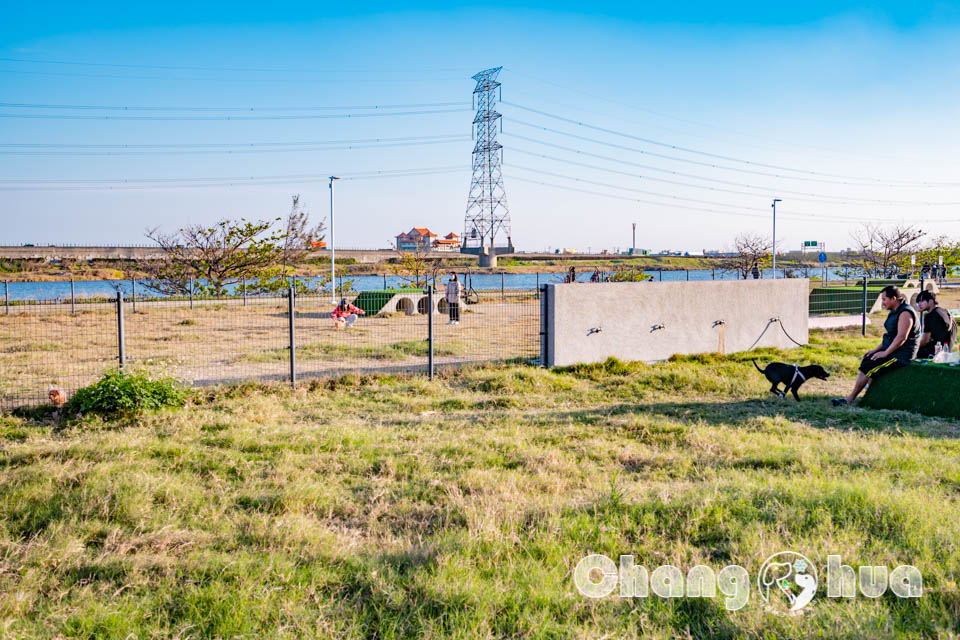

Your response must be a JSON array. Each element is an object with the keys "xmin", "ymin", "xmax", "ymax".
[
  {"xmin": 771, "ymin": 198, "xmax": 782, "ymax": 279},
  {"xmin": 329, "ymin": 176, "xmax": 340, "ymax": 304}
]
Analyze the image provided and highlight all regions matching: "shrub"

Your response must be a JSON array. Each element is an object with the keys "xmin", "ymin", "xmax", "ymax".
[{"xmin": 67, "ymin": 369, "xmax": 186, "ymax": 419}]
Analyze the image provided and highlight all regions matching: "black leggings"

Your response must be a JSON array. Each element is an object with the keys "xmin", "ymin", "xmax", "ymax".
[{"xmin": 449, "ymin": 302, "xmax": 460, "ymax": 322}]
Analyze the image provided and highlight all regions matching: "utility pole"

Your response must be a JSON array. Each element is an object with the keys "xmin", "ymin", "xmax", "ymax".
[
  {"xmin": 632, "ymin": 222, "xmax": 636, "ymax": 255},
  {"xmin": 771, "ymin": 199, "xmax": 782, "ymax": 279},
  {"xmin": 329, "ymin": 176, "xmax": 340, "ymax": 304}
]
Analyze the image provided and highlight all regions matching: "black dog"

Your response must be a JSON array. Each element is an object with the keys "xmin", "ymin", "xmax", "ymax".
[{"xmin": 752, "ymin": 360, "xmax": 829, "ymax": 401}]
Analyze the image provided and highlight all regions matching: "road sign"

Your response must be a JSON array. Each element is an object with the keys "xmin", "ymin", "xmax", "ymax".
[{"xmin": 818, "ymin": 252, "xmax": 827, "ymax": 263}]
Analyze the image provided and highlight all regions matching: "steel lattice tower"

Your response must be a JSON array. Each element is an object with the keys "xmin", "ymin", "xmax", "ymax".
[{"xmin": 462, "ymin": 67, "xmax": 513, "ymax": 258}]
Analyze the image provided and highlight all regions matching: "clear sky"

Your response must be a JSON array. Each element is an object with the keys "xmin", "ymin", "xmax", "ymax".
[{"xmin": 2, "ymin": 1, "xmax": 960, "ymax": 253}]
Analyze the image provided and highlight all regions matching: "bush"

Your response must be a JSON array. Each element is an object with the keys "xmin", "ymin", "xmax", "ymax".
[{"xmin": 67, "ymin": 369, "xmax": 186, "ymax": 419}]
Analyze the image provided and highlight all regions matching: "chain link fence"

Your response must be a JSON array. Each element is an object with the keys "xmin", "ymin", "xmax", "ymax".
[{"xmin": 0, "ymin": 281, "xmax": 541, "ymax": 410}]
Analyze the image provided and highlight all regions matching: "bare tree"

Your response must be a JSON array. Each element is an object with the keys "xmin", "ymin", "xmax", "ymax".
[
  {"xmin": 277, "ymin": 194, "xmax": 326, "ymax": 285},
  {"xmin": 722, "ymin": 233, "xmax": 772, "ymax": 279},
  {"xmin": 850, "ymin": 223, "xmax": 925, "ymax": 277}
]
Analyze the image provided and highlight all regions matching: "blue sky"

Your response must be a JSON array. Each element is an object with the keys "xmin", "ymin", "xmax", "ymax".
[{"xmin": 2, "ymin": 2, "xmax": 960, "ymax": 252}]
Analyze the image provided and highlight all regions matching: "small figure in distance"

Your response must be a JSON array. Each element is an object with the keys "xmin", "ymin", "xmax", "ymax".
[
  {"xmin": 445, "ymin": 272, "xmax": 461, "ymax": 325},
  {"xmin": 331, "ymin": 298, "xmax": 364, "ymax": 330}
]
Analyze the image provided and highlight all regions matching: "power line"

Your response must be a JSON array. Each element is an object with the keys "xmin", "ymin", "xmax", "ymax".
[
  {"xmin": 504, "ymin": 118, "xmax": 960, "ymax": 189},
  {"xmin": 507, "ymin": 144, "xmax": 960, "ymax": 207},
  {"xmin": 0, "ymin": 137, "xmax": 470, "ymax": 156},
  {"xmin": 0, "ymin": 107, "xmax": 470, "ymax": 121},
  {"xmin": 0, "ymin": 68, "xmax": 464, "ymax": 85},
  {"xmin": 505, "ymin": 164, "xmax": 943, "ymax": 224},
  {"xmin": 502, "ymin": 66, "xmax": 919, "ymax": 166},
  {"xmin": 0, "ymin": 134, "xmax": 464, "ymax": 149},
  {"xmin": 502, "ymin": 101, "xmax": 956, "ymax": 187},
  {"xmin": 0, "ymin": 166, "xmax": 469, "ymax": 191},
  {"xmin": 0, "ymin": 56, "xmax": 472, "ymax": 75},
  {"xmin": 0, "ymin": 101, "xmax": 469, "ymax": 112}
]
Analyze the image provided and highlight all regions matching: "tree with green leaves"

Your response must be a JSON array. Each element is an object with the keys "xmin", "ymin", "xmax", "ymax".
[
  {"xmin": 145, "ymin": 218, "xmax": 286, "ymax": 297},
  {"xmin": 145, "ymin": 195, "xmax": 327, "ymax": 297}
]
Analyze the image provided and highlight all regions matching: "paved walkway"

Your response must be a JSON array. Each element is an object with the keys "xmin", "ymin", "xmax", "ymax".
[{"xmin": 809, "ymin": 315, "xmax": 871, "ymax": 330}]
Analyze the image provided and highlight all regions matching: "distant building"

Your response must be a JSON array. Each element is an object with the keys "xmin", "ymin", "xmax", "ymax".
[
  {"xmin": 395, "ymin": 227, "xmax": 437, "ymax": 251},
  {"xmin": 395, "ymin": 228, "xmax": 461, "ymax": 252},
  {"xmin": 432, "ymin": 232, "xmax": 461, "ymax": 252}
]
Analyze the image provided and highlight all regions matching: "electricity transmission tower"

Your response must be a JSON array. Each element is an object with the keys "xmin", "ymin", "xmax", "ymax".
[{"xmin": 462, "ymin": 66, "xmax": 514, "ymax": 266}]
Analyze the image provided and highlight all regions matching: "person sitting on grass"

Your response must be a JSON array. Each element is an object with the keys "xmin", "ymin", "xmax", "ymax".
[
  {"xmin": 832, "ymin": 285, "xmax": 920, "ymax": 407},
  {"xmin": 331, "ymin": 298, "xmax": 365, "ymax": 329},
  {"xmin": 916, "ymin": 290, "xmax": 957, "ymax": 359}
]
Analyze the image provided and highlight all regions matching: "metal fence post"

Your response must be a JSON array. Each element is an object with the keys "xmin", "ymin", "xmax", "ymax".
[
  {"xmin": 116, "ymin": 291, "xmax": 126, "ymax": 371},
  {"xmin": 3, "ymin": 281, "xmax": 7, "ymax": 315},
  {"xmin": 426, "ymin": 284, "xmax": 434, "ymax": 380},
  {"xmin": 242, "ymin": 277, "xmax": 247, "ymax": 306},
  {"xmin": 131, "ymin": 279, "xmax": 137, "ymax": 314},
  {"xmin": 536, "ymin": 272, "xmax": 540, "ymax": 298},
  {"xmin": 501, "ymin": 272, "xmax": 505, "ymax": 300},
  {"xmin": 189, "ymin": 277, "xmax": 194, "ymax": 310},
  {"xmin": 685, "ymin": 269, "xmax": 690, "ymax": 281},
  {"xmin": 70, "ymin": 277, "xmax": 76, "ymax": 315},
  {"xmin": 861, "ymin": 277, "xmax": 867, "ymax": 337},
  {"xmin": 659, "ymin": 269, "xmax": 663, "ymax": 282},
  {"xmin": 288, "ymin": 285, "xmax": 296, "ymax": 389},
  {"xmin": 383, "ymin": 274, "xmax": 387, "ymax": 289}
]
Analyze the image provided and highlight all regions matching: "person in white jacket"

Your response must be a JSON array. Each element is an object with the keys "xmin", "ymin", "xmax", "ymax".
[{"xmin": 445, "ymin": 273, "xmax": 462, "ymax": 325}]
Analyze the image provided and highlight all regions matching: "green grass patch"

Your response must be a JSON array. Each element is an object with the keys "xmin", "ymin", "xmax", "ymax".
[
  {"xmin": 243, "ymin": 339, "xmax": 463, "ymax": 363},
  {"xmin": 2, "ymin": 327, "xmax": 960, "ymax": 637}
]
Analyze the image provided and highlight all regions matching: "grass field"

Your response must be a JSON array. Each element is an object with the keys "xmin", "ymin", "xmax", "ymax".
[{"xmin": 2, "ymin": 326, "xmax": 959, "ymax": 638}]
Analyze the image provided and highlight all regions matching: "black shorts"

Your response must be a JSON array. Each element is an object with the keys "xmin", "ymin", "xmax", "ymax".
[{"xmin": 859, "ymin": 354, "xmax": 907, "ymax": 378}]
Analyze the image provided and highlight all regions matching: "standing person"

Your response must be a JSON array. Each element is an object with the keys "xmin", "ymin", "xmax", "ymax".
[
  {"xmin": 566, "ymin": 266, "xmax": 577, "ymax": 283},
  {"xmin": 445, "ymin": 272, "xmax": 461, "ymax": 325},
  {"xmin": 331, "ymin": 298, "xmax": 364, "ymax": 329},
  {"xmin": 832, "ymin": 286, "xmax": 920, "ymax": 406},
  {"xmin": 916, "ymin": 291, "xmax": 957, "ymax": 358}
]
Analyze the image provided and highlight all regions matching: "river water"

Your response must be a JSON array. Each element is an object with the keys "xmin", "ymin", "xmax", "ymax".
[{"xmin": 1, "ymin": 266, "xmax": 855, "ymax": 302}]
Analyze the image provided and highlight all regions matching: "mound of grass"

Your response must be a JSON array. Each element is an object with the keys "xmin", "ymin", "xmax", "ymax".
[{"xmin": 66, "ymin": 369, "xmax": 186, "ymax": 419}]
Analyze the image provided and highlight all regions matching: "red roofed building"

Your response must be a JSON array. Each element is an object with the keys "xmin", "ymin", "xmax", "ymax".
[
  {"xmin": 432, "ymin": 232, "xmax": 460, "ymax": 252},
  {"xmin": 395, "ymin": 227, "xmax": 437, "ymax": 251}
]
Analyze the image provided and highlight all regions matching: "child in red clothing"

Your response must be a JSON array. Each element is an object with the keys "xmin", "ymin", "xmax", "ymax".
[{"xmin": 331, "ymin": 298, "xmax": 365, "ymax": 329}]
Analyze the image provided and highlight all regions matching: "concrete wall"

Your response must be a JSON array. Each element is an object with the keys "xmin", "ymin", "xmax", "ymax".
[{"xmin": 544, "ymin": 280, "xmax": 809, "ymax": 367}]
